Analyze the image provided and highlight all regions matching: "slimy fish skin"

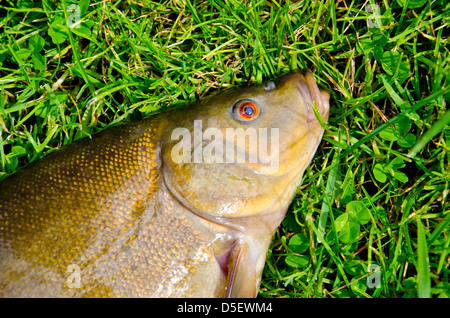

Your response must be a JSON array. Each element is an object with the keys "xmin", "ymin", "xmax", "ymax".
[{"xmin": 0, "ymin": 69, "xmax": 329, "ymax": 297}]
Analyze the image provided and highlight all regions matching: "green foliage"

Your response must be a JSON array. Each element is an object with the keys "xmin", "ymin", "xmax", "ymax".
[{"xmin": 0, "ymin": 0, "xmax": 448, "ymax": 298}]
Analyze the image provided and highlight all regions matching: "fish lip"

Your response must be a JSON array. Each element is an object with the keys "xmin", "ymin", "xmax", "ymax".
[{"xmin": 284, "ymin": 68, "xmax": 330, "ymax": 124}]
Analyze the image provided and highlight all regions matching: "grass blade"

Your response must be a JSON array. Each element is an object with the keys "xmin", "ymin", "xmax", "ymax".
[
  {"xmin": 317, "ymin": 146, "xmax": 340, "ymax": 243},
  {"xmin": 427, "ymin": 213, "xmax": 450, "ymax": 246},
  {"xmin": 408, "ymin": 111, "xmax": 450, "ymax": 158},
  {"xmin": 416, "ymin": 219, "xmax": 431, "ymax": 298},
  {"xmin": 340, "ymin": 84, "xmax": 450, "ymax": 158}
]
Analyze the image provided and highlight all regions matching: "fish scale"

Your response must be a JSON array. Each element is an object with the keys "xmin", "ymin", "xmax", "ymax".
[
  {"xmin": 0, "ymin": 69, "xmax": 329, "ymax": 297},
  {"xmin": 0, "ymin": 118, "xmax": 225, "ymax": 297}
]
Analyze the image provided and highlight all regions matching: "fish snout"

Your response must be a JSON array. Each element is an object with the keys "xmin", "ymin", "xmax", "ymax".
[{"xmin": 287, "ymin": 69, "xmax": 330, "ymax": 124}]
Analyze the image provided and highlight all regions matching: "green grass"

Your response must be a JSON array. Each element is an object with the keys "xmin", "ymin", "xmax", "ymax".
[{"xmin": 0, "ymin": 0, "xmax": 449, "ymax": 298}]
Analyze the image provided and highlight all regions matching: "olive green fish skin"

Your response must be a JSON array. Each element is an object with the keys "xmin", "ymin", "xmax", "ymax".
[{"xmin": 0, "ymin": 70, "xmax": 329, "ymax": 297}]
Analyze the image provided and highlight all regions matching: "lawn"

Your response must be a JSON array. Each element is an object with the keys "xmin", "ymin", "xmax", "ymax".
[{"xmin": 0, "ymin": 0, "xmax": 448, "ymax": 298}]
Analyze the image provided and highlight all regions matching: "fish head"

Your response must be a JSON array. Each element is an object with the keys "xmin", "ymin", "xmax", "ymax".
[{"xmin": 161, "ymin": 69, "xmax": 330, "ymax": 220}]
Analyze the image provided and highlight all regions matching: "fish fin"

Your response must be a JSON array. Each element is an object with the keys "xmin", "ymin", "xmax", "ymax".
[{"xmin": 225, "ymin": 243, "xmax": 258, "ymax": 298}]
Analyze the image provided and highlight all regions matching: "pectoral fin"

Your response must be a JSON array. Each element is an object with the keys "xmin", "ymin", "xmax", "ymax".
[
  {"xmin": 215, "ymin": 213, "xmax": 286, "ymax": 298},
  {"xmin": 225, "ymin": 243, "xmax": 259, "ymax": 298}
]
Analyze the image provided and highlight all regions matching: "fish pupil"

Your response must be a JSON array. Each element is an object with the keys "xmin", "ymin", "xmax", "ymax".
[{"xmin": 244, "ymin": 105, "xmax": 254, "ymax": 116}]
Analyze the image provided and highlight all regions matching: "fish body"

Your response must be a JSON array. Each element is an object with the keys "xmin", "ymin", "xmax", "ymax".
[{"xmin": 0, "ymin": 69, "xmax": 329, "ymax": 297}]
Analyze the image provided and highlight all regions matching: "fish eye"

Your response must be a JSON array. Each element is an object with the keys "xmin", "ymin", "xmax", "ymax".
[{"xmin": 232, "ymin": 100, "xmax": 259, "ymax": 121}]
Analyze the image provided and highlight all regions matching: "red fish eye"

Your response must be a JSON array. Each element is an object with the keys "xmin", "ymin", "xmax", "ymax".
[{"xmin": 238, "ymin": 102, "xmax": 258, "ymax": 120}]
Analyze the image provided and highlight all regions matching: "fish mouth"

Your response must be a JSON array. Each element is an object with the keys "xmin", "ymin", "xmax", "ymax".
[{"xmin": 283, "ymin": 68, "xmax": 330, "ymax": 124}]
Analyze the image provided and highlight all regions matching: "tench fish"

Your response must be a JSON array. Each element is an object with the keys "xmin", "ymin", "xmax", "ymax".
[{"xmin": 0, "ymin": 69, "xmax": 329, "ymax": 297}]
